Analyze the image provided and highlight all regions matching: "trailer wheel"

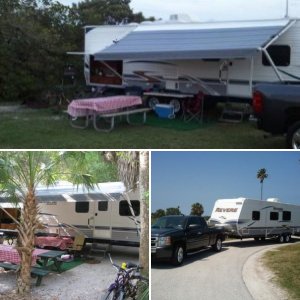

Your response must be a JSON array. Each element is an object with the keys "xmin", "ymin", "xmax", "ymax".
[
  {"xmin": 285, "ymin": 235, "xmax": 291, "ymax": 243},
  {"xmin": 147, "ymin": 97, "xmax": 159, "ymax": 109},
  {"xmin": 169, "ymin": 99, "xmax": 181, "ymax": 113},
  {"xmin": 287, "ymin": 121, "xmax": 300, "ymax": 149},
  {"xmin": 213, "ymin": 237, "xmax": 222, "ymax": 252},
  {"xmin": 172, "ymin": 245, "xmax": 185, "ymax": 266},
  {"xmin": 278, "ymin": 235, "xmax": 285, "ymax": 243},
  {"xmin": 254, "ymin": 237, "xmax": 259, "ymax": 241}
]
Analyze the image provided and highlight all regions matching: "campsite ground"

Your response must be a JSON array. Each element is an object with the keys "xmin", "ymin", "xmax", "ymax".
[
  {"xmin": 152, "ymin": 238, "xmax": 300, "ymax": 300},
  {"xmin": 0, "ymin": 105, "xmax": 285, "ymax": 149},
  {"xmin": 0, "ymin": 246, "xmax": 139, "ymax": 300}
]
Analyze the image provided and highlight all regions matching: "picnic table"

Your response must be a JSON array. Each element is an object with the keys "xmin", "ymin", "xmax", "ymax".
[
  {"xmin": 0, "ymin": 244, "xmax": 48, "ymax": 265},
  {"xmin": 67, "ymin": 95, "xmax": 151, "ymax": 132},
  {"xmin": 36, "ymin": 250, "xmax": 67, "ymax": 273},
  {"xmin": 35, "ymin": 236, "xmax": 73, "ymax": 250}
]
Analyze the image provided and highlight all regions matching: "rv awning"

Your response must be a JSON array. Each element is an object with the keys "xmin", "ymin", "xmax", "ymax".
[{"xmin": 94, "ymin": 20, "xmax": 291, "ymax": 60}]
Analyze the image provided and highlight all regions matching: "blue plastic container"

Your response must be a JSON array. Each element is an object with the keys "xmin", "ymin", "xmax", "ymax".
[{"xmin": 154, "ymin": 104, "xmax": 175, "ymax": 119}]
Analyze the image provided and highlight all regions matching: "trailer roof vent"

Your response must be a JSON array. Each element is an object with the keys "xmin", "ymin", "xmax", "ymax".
[
  {"xmin": 169, "ymin": 14, "xmax": 192, "ymax": 23},
  {"xmin": 267, "ymin": 198, "xmax": 280, "ymax": 202}
]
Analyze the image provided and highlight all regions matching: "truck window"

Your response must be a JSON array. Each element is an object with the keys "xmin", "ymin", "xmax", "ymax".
[
  {"xmin": 282, "ymin": 211, "xmax": 291, "ymax": 221},
  {"xmin": 270, "ymin": 211, "xmax": 279, "ymax": 220},
  {"xmin": 75, "ymin": 202, "xmax": 89, "ymax": 213},
  {"xmin": 119, "ymin": 200, "xmax": 140, "ymax": 216},
  {"xmin": 252, "ymin": 211, "xmax": 260, "ymax": 220},
  {"xmin": 262, "ymin": 45, "xmax": 291, "ymax": 67},
  {"xmin": 187, "ymin": 217, "xmax": 203, "ymax": 228},
  {"xmin": 98, "ymin": 201, "xmax": 108, "ymax": 211}
]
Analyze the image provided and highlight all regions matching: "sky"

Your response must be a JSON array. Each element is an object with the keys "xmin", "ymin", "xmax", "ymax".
[
  {"xmin": 57, "ymin": 0, "xmax": 288, "ymax": 21},
  {"xmin": 151, "ymin": 151, "xmax": 300, "ymax": 216}
]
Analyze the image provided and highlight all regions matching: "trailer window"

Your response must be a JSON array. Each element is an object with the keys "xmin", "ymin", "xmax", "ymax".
[
  {"xmin": 252, "ymin": 211, "xmax": 260, "ymax": 221},
  {"xmin": 282, "ymin": 211, "xmax": 291, "ymax": 221},
  {"xmin": 98, "ymin": 201, "xmax": 108, "ymax": 211},
  {"xmin": 270, "ymin": 212, "xmax": 279, "ymax": 220},
  {"xmin": 75, "ymin": 202, "xmax": 89, "ymax": 213},
  {"xmin": 119, "ymin": 200, "xmax": 140, "ymax": 216},
  {"xmin": 262, "ymin": 45, "xmax": 291, "ymax": 67}
]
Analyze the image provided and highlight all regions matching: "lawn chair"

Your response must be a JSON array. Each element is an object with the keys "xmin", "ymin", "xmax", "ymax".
[
  {"xmin": 67, "ymin": 235, "xmax": 86, "ymax": 255},
  {"xmin": 182, "ymin": 91, "xmax": 204, "ymax": 123}
]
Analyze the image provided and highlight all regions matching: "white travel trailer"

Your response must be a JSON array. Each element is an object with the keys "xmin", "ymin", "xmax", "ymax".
[
  {"xmin": 0, "ymin": 182, "xmax": 140, "ymax": 247},
  {"xmin": 77, "ymin": 0, "xmax": 300, "ymax": 107},
  {"xmin": 35, "ymin": 181, "xmax": 140, "ymax": 247},
  {"xmin": 209, "ymin": 197, "xmax": 300, "ymax": 242}
]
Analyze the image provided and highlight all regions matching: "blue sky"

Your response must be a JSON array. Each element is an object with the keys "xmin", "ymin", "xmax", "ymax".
[
  {"xmin": 58, "ymin": 0, "xmax": 286, "ymax": 21},
  {"xmin": 151, "ymin": 151, "xmax": 300, "ymax": 216}
]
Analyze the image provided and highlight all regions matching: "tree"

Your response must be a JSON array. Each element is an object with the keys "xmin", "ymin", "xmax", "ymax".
[
  {"xmin": 190, "ymin": 202, "xmax": 204, "ymax": 216},
  {"xmin": 0, "ymin": 151, "xmax": 116, "ymax": 295},
  {"xmin": 165, "ymin": 206, "xmax": 181, "ymax": 216},
  {"xmin": 257, "ymin": 168, "xmax": 268, "ymax": 200},
  {"xmin": 102, "ymin": 151, "xmax": 149, "ymax": 276},
  {"xmin": 152, "ymin": 209, "xmax": 165, "ymax": 220}
]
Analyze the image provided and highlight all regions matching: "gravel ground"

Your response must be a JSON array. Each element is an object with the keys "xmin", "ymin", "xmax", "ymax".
[{"xmin": 0, "ymin": 246, "xmax": 139, "ymax": 300}]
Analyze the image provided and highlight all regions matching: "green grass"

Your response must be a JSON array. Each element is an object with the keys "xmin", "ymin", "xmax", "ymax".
[
  {"xmin": 0, "ymin": 108, "xmax": 285, "ymax": 149},
  {"xmin": 263, "ymin": 243, "xmax": 300, "ymax": 299}
]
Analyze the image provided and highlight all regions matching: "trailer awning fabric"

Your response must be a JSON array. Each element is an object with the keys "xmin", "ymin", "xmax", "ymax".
[{"xmin": 94, "ymin": 21, "xmax": 291, "ymax": 61}]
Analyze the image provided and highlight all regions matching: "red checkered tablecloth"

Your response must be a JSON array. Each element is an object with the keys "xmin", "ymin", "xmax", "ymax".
[
  {"xmin": 35, "ymin": 236, "xmax": 73, "ymax": 250},
  {"xmin": 67, "ymin": 95, "xmax": 142, "ymax": 117},
  {"xmin": 0, "ymin": 244, "xmax": 49, "ymax": 265}
]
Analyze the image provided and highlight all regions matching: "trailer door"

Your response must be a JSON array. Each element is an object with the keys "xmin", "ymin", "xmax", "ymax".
[{"xmin": 92, "ymin": 200, "xmax": 112, "ymax": 241}]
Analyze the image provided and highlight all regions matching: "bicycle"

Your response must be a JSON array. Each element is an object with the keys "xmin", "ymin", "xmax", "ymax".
[{"xmin": 101, "ymin": 253, "xmax": 148, "ymax": 300}]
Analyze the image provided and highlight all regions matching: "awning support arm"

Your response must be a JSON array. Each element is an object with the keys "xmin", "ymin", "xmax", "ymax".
[
  {"xmin": 249, "ymin": 56, "xmax": 254, "ymax": 94},
  {"xmin": 260, "ymin": 48, "xmax": 283, "ymax": 81},
  {"xmin": 259, "ymin": 20, "xmax": 296, "ymax": 82},
  {"xmin": 100, "ymin": 60, "xmax": 125, "ymax": 83}
]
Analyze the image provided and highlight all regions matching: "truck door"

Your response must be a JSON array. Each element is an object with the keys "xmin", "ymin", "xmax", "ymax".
[{"xmin": 186, "ymin": 217, "xmax": 208, "ymax": 250}]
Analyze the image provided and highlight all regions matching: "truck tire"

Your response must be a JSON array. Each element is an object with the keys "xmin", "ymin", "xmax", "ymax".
[
  {"xmin": 278, "ymin": 235, "xmax": 285, "ymax": 243},
  {"xmin": 286, "ymin": 121, "xmax": 300, "ymax": 149},
  {"xmin": 172, "ymin": 245, "xmax": 185, "ymax": 266},
  {"xmin": 254, "ymin": 237, "xmax": 260, "ymax": 241},
  {"xmin": 213, "ymin": 237, "xmax": 222, "ymax": 252},
  {"xmin": 285, "ymin": 235, "xmax": 291, "ymax": 243}
]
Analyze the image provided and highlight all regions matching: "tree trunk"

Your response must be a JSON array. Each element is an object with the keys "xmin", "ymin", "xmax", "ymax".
[
  {"xmin": 139, "ymin": 151, "xmax": 149, "ymax": 276},
  {"xmin": 16, "ymin": 187, "xmax": 38, "ymax": 294}
]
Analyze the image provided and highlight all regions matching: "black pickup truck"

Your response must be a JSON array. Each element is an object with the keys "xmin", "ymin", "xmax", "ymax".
[
  {"xmin": 151, "ymin": 215, "xmax": 226, "ymax": 265},
  {"xmin": 252, "ymin": 83, "xmax": 300, "ymax": 149}
]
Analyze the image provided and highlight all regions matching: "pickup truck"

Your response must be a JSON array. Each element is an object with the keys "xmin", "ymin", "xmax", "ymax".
[
  {"xmin": 151, "ymin": 215, "xmax": 226, "ymax": 265},
  {"xmin": 252, "ymin": 83, "xmax": 300, "ymax": 149}
]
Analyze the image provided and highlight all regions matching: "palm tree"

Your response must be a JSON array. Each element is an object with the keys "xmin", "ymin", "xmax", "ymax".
[
  {"xmin": 257, "ymin": 168, "xmax": 268, "ymax": 200},
  {"xmin": 190, "ymin": 202, "xmax": 204, "ymax": 216},
  {"xmin": 103, "ymin": 151, "xmax": 149, "ymax": 276},
  {"xmin": 0, "ymin": 151, "xmax": 100, "ymax": 295}
]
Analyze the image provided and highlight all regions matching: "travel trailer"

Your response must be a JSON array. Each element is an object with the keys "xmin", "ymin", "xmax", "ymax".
[
  {"xmin": 36, "ymin": 182, "xmax": 140, "ymax": 247},
  {"xmin": 0, "ymin": 182, "xmax": 140, "ymax": 247},
  {"xmin": 75, "ymin": 0, "xmax": 300, "ymax": 110},
  {"xmin": 209, "ymin": 197, "xmax": 300, "ymax": 242}
]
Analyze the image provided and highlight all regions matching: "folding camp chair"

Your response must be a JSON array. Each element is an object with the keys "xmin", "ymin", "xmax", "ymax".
[
  {"xmin": 182, "ymin": 91, "xmax": 204, "ymax": 122},
  {"xmin": 67, "ymin": 235, "xmax": 86, "ymax": 255}
]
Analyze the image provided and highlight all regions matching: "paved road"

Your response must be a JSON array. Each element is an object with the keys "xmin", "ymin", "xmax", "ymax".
[{"xmin": 151, "ymin": 238, "xmax": 299, "ymax": 300}]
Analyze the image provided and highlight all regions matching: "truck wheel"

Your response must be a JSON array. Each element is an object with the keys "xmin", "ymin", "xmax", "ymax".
[
  {"xmin": 213, "ymin": 237, "xmax": 222, "ymax": 252},
  {"xmin": 278, "ymin": 235, "xmax": 285, "ymax": 243},
  {"xmin": 172, "ymin": 245, "xmax": 185, "ymax": 266},
  {"xmin": 254, "ymin": 237, "xmax": 259, "ymax": 241},
  {"xmin": 285, "ymin": 235, "xmax": 291, "ymax": 243},
  {"xmin": 287, "ymin": 121, "xmax": 300, "ymax": 149}
]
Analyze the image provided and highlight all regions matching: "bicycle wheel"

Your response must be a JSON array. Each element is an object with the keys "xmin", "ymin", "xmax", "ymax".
[{"xmin": 102, "ymin": 289, "xmax": 124, "ymax": 300}]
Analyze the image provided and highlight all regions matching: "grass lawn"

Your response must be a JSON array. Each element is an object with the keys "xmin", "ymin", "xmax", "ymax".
[
  {"xmin": 263, "ymin": 243, "xmax": 300, "ymax": 299},
  {"xmin": 0, "ymin": 108, "xmax": 285, "ymax": 149}
]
